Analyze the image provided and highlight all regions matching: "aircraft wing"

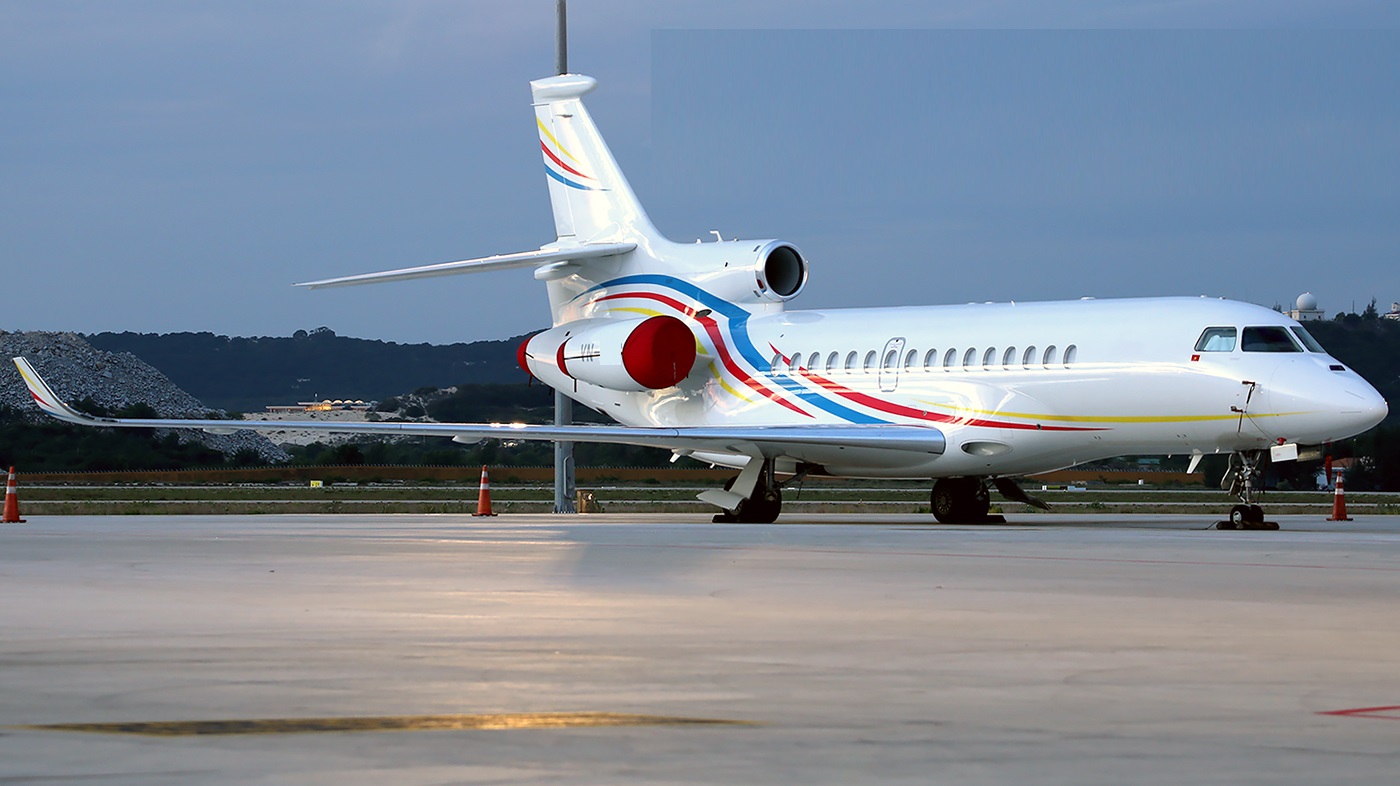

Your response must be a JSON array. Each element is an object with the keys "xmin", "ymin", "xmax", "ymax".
[
  {"xmin": 293, "ymin": 242, "xmax": 635, "ymax": 289},
  {"xmin": 12, "ymin": 358, "xmax": 946, "ymax": 459}
]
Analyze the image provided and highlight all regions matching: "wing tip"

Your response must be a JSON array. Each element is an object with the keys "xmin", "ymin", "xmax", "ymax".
[{"xmin": 11, "ymin": 357, "xmax": 91, "ymax": 424}]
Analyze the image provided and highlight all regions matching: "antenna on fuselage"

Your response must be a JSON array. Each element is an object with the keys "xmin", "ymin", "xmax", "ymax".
[{"xmin": 552, "ymin": 0, "xmax": 577, "ymax": 515}]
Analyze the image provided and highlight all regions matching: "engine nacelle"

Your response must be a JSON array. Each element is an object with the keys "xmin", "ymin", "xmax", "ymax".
[
  {"xmin": 523, "ymin": 315, "xmax": 697, "ymax": 392},
  {"xmin": 685, "ymin": 240, "xmax": 809, "ymax": 305}
]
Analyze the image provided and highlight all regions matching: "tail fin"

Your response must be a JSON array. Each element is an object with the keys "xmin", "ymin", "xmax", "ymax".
[{"xmin": 532, "ymin": 75, "xmax": 659, "ymax": 244}]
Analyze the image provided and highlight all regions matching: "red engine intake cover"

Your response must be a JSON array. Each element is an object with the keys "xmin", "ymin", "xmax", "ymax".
[
  {"xmin": 516, "ymin": 335, "xmax": 534, "ymax": 377},
  {"xmin": 621, "ymin": 315, "xmax": 697, "ymax": 389}
]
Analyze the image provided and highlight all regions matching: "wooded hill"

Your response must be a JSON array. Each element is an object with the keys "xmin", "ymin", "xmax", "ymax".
[{"xmin": 85, "ymin": 327, "xmax": 534, "ymax": 413}]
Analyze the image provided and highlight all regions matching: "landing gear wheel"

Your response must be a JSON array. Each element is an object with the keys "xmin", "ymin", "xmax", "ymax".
[
  {"xmin": 1218, "ymin": 503, "xmax": 1278, "ymax": 530},
  {"xmin": 737, "ymin": 487, "xmax": 782, "ymax": 524},
  {"xmin": 711, "ymin": 463, "xmax": 783, "ymax": 524},
  {"xmin": 931, "ymin": 479, "xmax": 960, "ymax": 523},
  {"xmin": 969, "ymin": 482, "xmax": 991, "ymax": 520},
  {"xmin": 931, "ymin": 478, "xmax": 990, "ymax": 524},
  {"xmin": 1224, "ymin": 505, "xmax": 1249, "ymax": 529}
]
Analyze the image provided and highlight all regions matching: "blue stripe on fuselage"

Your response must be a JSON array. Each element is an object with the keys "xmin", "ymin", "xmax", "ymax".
[{"xmin": 577, "ymin": 274, "xmax": 887, "ymax": 424}]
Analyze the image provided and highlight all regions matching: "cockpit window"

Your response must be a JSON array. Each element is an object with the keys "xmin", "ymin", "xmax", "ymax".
[
  {"xmin": 1290, "ymin": 326, "xmax": 1327, "ymax": 353},
  {"xmin": 1242, "ymin": 326, "xmax": 1301, "ymax": 352},
  {"xmin": 1194, "ymin": 327, "xmax": 1236, "ymax": 352}
]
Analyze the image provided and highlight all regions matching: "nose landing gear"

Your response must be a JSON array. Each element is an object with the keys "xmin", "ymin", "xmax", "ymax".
[{"xmin": 1216, "ymin": 450, "xmax": 1279, "ymax": 530}]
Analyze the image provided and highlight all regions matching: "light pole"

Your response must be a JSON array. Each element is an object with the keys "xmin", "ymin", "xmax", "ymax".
[{"xmin": 552, "ymin": 0, "xmax": 576, "ymax": 514}]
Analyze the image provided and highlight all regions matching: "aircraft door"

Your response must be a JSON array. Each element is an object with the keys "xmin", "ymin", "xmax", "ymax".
[{"xmin": 878, "ymin": 337, "xmax": 906, "ymax": 393}]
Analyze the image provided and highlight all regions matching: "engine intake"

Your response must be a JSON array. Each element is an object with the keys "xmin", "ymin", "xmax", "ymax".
[{"xmin": 753, "ymin": 241, "xmax": 808, "ymax": 302}]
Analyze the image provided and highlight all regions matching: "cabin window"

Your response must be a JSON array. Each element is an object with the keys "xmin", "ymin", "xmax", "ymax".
[
  {"xmin": 1064, "ymin": 344, "xmax": 1078, "ymax": 366},
  {"xmin": 1194, "ymin": 327, "xmax": 1237, "ymax": 352},
  {"xmin": 1002, "ymin": 347, "xmax": 1016, "ymax": 368},
  {"xmin": 883, "ymin": 349, "xmax": 899, "ymax": 370},
  {"xmin": 1022, "ymin": 346, "xmax": 1037, "ymax": 368},
  {"xmin": 1290, "ymin": 326, "xmax": 1326, "ymax": 353},
  {"xmin": 943, "ymin": 348, "xmax": 957, "ymax": 370},
  {"xmin": 904, "ymin": 349, "xmax": 918, "ymax": 370},
  {"xmin": 807, "ymin": 352, "xmax": 822, "ymax": 371},
  {"xmin": 826, "ymin": 351, "xmax": 841, "ymax": 370},
  {"xmin": 924, "ymin": 348, "xmax": 939, "ymax": 370},
  {"xmin": 845, "ymin": 351, "xmax": 858, "ymax": 372},
  {"xmin": 1242, "ymin": 326, "xmax": 1301, "ymax": 353},
  {"xmin": 789, "ymin": 354, "xmax": 803, "ymax": 373},
  {"xmin": 864, "ymin": 350, "xmax": 878, "ymax": 373},
  {"xmin": 770, "ymin": 353, "xmax": 784, "ymax": 373},
  {"xmin": 962, "ymin": 348, "xmax": 977, "ymax": 370},
  {"xmin": 982, "ymin": 347, "xmax": 997, "ymax": 369},
  {"xmin": 1042, "ymin": 345, "xmax": 1058, "ymax": 367}
]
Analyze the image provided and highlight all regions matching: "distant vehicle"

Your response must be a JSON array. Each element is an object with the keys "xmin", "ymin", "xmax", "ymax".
[{"xmin": 14, "ymin": 74, "xmax": 1387, "ymax": 526}]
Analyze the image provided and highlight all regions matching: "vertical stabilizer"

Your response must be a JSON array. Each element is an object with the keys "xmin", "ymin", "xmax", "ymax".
[{"xmin": 532, "ymin": 74, "xmax": 659, "ymax": 244}]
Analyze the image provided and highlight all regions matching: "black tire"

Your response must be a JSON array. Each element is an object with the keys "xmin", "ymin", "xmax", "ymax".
[
  {"xmin": 931, "ymin": 479, "xmax": 961, "ymax": 523},
  {"xmin": 737, "ymin": 487, "xmax": 782, "ymax": 524},
  {"xmin": 1230, "ymin": 505, "xmax": 1249, "ymax": 527},
  {"xmin": 1248, "ymin": 504, "xmax": 1264, "ymax": 523},
  {"xmin": 931, "ymin": 478, "xmax": 987, "ymax": 523},
  {"xmin": 968, "ymin": 480, "xmax": 991, "ymax": 519}
]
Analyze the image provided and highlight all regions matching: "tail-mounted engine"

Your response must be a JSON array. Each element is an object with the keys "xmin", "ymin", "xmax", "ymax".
[
  {"xmin": 681, "ymin": 240, "xmax": 809, "ymax": 306},
  {"xmin": 521, "ymin": 315, "xmax": 697, "ymax": 392}
]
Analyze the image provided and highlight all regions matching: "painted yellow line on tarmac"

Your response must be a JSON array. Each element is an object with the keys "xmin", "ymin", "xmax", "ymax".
[{"xmin": 14, "ymin": 712, "xmax": 758, "ymax": 736}]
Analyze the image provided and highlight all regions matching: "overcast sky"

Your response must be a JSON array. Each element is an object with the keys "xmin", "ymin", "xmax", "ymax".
[{"xmin": 3, "ymin": 2, "xmax": 1397, "ymax": 344}]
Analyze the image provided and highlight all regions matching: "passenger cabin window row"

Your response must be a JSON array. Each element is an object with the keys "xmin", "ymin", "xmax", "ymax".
[
  {"xmin": 1194, "ymin": 325, "xmax": 1327, "ymax": 354},
  {"xmin": 771, "ymin": 343, "xmax": 1081, "ymax": 375}
]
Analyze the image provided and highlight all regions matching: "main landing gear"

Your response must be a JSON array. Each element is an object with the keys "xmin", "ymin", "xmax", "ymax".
[
  {"xmin": 711, "ymin": 458, "xmax": 784, "ymax": 524},
  {"xmin": 1215, "ymin": 450, "xmax": 1279, "ymax": 530},
  {"xmin": 930, "ymin": 477, "xmax": 1006, "ymax": 524}
]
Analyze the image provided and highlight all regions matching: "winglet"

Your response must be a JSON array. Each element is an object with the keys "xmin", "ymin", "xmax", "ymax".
[{"xmin": 11, "ymin": 358, "xmax": 105, "ymax": 426}]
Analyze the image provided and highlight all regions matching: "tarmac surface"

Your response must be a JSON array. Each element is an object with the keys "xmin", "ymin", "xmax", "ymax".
[{"xmin": 3, "ymin": 512, "xmax": 1400, "ymax": 784}]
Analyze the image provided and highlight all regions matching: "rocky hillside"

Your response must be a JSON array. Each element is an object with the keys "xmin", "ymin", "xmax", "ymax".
[{"xmin": 0, "ymin": 331, "xmax": 288, "ymax": 463}]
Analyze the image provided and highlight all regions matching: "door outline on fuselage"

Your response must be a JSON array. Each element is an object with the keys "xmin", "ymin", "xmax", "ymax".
[{"xmin": 878, "ymin": 337, "xmax": 906, "ymax": 393}]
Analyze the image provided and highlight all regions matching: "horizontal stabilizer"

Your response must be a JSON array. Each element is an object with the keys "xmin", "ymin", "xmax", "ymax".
[
  {"xmin": 294, "ymin": 242, "xmax": 635, "ymax": 289},
  {"xmin": 12, "ymin": 357, "xmax": 945, "ymax": 463}
]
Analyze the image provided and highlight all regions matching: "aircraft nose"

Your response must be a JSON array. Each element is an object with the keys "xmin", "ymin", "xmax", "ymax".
[
  {"xmin": 1344, "ymin": 383, "xmax": 1388, "ymax": 433},
  {"xmin": 1268, "ymin": 362, "xmax": 1388, "ymax": 443}
]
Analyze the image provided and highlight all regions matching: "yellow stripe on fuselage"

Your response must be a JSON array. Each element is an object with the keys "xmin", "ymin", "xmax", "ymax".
[
  {"xmin": 911, "ymin": 400, "xmax": 1313, "ymax": 424},
  {"xmin": 606, "ymin": 306, "xmax": 663, "ymax": 318},
  {"xmin": 711, "ymin": 361, "xmax": 756, "ymax": 404}
]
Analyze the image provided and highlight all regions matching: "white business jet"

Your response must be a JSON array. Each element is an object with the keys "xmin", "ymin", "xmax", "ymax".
[{"xmin": 13, "ymin": 74, "xmax": 1388, "ymax": 525}]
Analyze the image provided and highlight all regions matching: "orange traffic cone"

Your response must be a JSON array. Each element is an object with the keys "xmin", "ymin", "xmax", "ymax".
[
  {"xmin": 3, "ymin": 466, "xmax": 26, "ymax": 524},
  {"xmin": 472, "ymin": 465, "xmax": 497, "ymax": 517},
  {"xmin": 1327, "ymin": 470, "xmax": 1353, "ymax": 522}
]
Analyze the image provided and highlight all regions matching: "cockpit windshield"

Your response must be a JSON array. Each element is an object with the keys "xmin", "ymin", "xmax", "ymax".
[
  {"xmin": 1242, "ymin": 326, "xmax": 1301, "ymax": 352},
  {"xmin": 1290, "ymin": 326, "xmax": 1327, "ymax": 353},
  {"xmin": 1194, "ymin": 327, "xmax": 1236, "ymax": 352}
]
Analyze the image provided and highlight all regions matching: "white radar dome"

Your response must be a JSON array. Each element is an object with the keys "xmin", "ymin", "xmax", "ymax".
[{"xmin": 1296, "ymin": 292, "xmax": 1318, "ymax": 311}]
